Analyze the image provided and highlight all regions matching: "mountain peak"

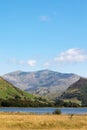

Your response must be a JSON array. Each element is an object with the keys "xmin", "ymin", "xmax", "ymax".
[
  {"xmin": 37, "ymin": 69, "xmax": 53, "ymax": 73},
  {"xmin": 2, "ymin": 70, "xmax": 80, "ymax": 98}
]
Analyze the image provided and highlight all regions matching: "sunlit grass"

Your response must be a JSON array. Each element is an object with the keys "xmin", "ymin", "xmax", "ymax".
[{"xmin": 0, "ymin": 112, "xmax": 87, "ymax": 130}]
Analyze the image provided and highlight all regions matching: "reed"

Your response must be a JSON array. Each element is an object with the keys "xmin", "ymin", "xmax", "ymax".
[{"xmin": 0, "ymin": 112, "xmax": 87, "ymax": 130}]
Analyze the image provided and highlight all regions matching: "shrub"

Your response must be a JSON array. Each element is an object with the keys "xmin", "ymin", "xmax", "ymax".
[{"xmin": 52, "ymin": 109, "xmax": 61, "ymax": 114}]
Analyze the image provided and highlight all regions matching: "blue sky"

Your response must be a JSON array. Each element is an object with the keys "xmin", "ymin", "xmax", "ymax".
[{"xmin": 0, "ymin": 0, "xmax": 87, "ymax": 76}]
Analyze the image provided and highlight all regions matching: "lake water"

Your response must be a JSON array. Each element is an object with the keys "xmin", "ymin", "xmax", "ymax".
[{"xmin": 0, "ymin": 107, "xmax": 87, "ymax": 114}]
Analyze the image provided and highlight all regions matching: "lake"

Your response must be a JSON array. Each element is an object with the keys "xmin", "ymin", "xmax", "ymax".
[{"xmin": 0, "ymin": 107, "xmax": 87, "ymax": 114}]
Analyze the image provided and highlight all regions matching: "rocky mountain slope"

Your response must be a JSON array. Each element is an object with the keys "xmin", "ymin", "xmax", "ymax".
[
  {"xmin": 2, "ymin": 69, "xmax": 80, "ymax": 97},
  {"xmin": 0, "ymin": 77, "xmax": 52, "ymax": 107},
  {"xmin": 60, "ymin": 78, "xmax": 87, "ymax": 106}
]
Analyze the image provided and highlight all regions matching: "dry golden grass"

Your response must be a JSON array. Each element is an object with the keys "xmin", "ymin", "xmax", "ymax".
[{"xmin": 0, "ymin": 112, "xmax": 87, "ymax": 130}]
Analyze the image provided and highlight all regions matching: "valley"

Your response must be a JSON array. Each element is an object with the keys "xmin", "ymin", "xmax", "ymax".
[{"xmin": 1, "ymin": 70, "xmax": 87, "ymax": 107}]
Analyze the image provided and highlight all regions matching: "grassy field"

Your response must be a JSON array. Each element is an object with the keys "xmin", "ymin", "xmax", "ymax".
[
  {"xmin": 0, "ymin": 77, "xmax": 35, "ymax": 100},
  {"xmin": 0, "ymin": 112, "xmax": 87, "ymax": 130}
]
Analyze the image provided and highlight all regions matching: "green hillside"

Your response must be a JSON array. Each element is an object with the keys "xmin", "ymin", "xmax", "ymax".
[
  {"xmin": 60, "ymin": 78, "xmax": 87, "ymax": 106},
  {"xmin": 0, "ymin": 77, "xmax": 34, "ymax": 100},
  {"xmin": 0, "ymin": 77, "xmax": 53, "ymax": 107}
]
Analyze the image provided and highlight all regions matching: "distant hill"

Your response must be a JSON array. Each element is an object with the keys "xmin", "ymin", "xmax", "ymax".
[
  {"xmin": 2, "ymin": 69, "xmax": 80, "ymax": 98},
  {"xmin": 0, "ymin": 77, "xmax": 34, "ymax": 100},
  {"xmin": 0, "ymin": 77, "xmax": 52, "ymax": 107},
  {"xmin": 60, "ymin": 78, "xmax": 87, "ymax": 106}
]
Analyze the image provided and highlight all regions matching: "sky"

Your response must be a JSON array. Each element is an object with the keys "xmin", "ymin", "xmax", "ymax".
[{"xmin": 0, "ymin": 0, "xmax": 87, "ymax": 76}]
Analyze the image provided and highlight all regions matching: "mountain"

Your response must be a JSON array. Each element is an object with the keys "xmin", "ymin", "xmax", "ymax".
[
  {"xmin": 60, "ymin": 78, "xmax": 87, "ymax": 106},
  {"xmin": 0, "ymin": 77, "xmax": 52, "ymax": 107},
  {"xmin": 0, "ymin": 77, "xmax": 34, "ymax": 100},
  {"xmin": 2, "ymin": 69, "xmax": 80, "ymax": 98}
]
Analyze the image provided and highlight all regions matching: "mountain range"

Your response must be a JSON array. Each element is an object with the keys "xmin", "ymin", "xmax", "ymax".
[
  {"xmin": 1, "ymin": 69, "xmax": 87, "ymax": 106},
  {"xmin": 2, "ymin": 69, "xmax": 80, "ymax": 98},
  {"xmin": 0, "ymin": 77, "xmax": 52, "ymax": 107}
]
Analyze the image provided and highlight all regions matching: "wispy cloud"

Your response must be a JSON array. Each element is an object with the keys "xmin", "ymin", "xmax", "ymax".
[
  {"xmin": 54, "ymin": 48, "xmax": 87, "ymax": 63},
  {"xmin": 40, "ymin": 11, "xmax": 57, "ymax": 22},
  {"xmin": 18, "ymin": 60, "xmax": 25, "ymax": 65},
  {"xmin": 8, "ymin": 58, "xmax": 37, "ymax": 67},
  {"xmin": 43, "ymin": 62, "xmax": 51, "ymax": 68},
  {"xmin": 8, "ymin": 48, "xmax": 87, "ymax": 70},
  {"xmin": 27, "ymin": 60, "xmax": 37, "ymax": 66},
  {"xmin": 40, "ymin": 15, "xmax": 50, "ymax": 22}
]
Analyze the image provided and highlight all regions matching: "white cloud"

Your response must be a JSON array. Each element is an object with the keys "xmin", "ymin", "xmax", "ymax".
[
  {"xmin": 8, "ymin": 58, "xmax": 37, "ymax": 67},
  {"xmin": 18, "ymin": 60, "xmax": 25, "ymax": 65},
  {"xmin": 27, "ymin": 60, "xmax": 37, "ymax": 66},
  {"xmin": 8, "ymin": 59, "xmax": 25, "ymax": 65},
  {"xmin": 54, "ymin": 48, "xmax": 87, "ymax": 63},
  {"xmin": 40, "ymin": 15, "xmax": 50, "ymax": 22},
  {"xmin": 40, "ymin": 11, "xmax": 57, "ymax": 22},
  {"xmin": 43, "ymin": 62, "xmax": 51, "ymax": 68}
]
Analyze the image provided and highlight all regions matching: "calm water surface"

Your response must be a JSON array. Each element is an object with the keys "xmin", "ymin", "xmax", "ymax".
[{"xmin": 0, "ymin": 107, "xmax": 87, "ymax": 114}]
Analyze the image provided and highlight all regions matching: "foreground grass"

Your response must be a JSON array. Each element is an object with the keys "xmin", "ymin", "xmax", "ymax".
[{"xmin": 0, "ymin": 112, "xmax": 87, "ymax": 130}]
